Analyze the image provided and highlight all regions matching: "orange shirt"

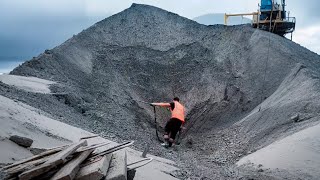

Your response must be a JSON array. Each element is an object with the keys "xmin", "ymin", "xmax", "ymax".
[{"xmin": 153, "ymin": 101, "xmax": 185, "ymax": 122}]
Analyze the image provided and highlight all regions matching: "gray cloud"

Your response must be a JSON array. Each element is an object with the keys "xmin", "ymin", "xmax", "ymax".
[
  {"xmin": 0, "ymin": 0, "xmax": 108, "ymax": 59},
  {"xmin": 0, "ymin": 0, "xmax": 319, "ymax": 60},
  {"xmin": 0, "ymin": 15, "xmax": 107, "ymax": 59},
  {"xmin": 286, "ymin": 0, "xmax": 320, "ymax": 27}
]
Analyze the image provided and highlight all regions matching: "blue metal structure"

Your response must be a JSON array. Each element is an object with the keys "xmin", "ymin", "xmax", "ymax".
[
  {"xmin": 253, "ymin": 0, "xmax": 296, "ymax": 37},
  {"xmin": 224, "ymin": 0, "xmax": 296, "ymax": 38},
  {"xmin": 281, "ymin": 0, "xmax": 286, "ymax": 18},
  {"xmin": 261, "ymin": 0, "xmax": 273, "ymax": 11}
]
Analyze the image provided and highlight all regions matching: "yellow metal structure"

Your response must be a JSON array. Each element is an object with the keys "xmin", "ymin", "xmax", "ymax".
[
  {"xmin": 224, "ymin": 12, "xmax": 259, "ymax": 25},
  {"xmin": 223, "ymin": 0, "xmax": 295, "ymax": 37}
]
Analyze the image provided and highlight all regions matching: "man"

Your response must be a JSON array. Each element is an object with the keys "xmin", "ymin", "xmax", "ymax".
[{"xmin": 151, "ymin": 97, "xmax": 185, "ymax": 147}]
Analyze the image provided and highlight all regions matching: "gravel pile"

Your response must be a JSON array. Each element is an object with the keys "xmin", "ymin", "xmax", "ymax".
[{"xmin": 4, "ymin": 3, "xmax": 320, "ymax": 179}]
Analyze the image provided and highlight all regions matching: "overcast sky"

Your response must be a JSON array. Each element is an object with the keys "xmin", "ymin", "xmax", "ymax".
[{"xmin": 0, "ymin": 0, "xmax": 319, "ymax": 62}]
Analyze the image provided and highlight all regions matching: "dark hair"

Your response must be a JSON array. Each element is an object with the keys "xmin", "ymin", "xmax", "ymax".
[{"xmin": 173, "ymin": 97, "xmax": 180, "ymax": 102}]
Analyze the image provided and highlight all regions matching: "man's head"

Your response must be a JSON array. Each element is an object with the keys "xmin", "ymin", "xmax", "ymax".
[{"xmin": 173, "ymin": 97, "xmax": 180, "ymax": 102}]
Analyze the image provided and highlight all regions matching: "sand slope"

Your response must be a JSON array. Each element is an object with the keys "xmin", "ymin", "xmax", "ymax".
[
  {"xmin": 0, "ymin": 92, "xmax": 178, "ymax": 179},
  {"xmin": 0, "ymin": 74, "xmax": 55, "ymax": 94},
  {"xmin": 237, "ymin": 122, "xmax": 320, "ymax": 179}
]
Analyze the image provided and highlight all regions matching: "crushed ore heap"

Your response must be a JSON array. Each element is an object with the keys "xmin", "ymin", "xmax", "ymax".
[{"xmin": 6, "ymin": 3, "xmax": 320, "ymax": 179}]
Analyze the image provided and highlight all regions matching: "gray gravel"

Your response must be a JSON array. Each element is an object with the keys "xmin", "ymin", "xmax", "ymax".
[{"xmin": 3, "ymin": 3, "xmax": 320, "ymax": 179}]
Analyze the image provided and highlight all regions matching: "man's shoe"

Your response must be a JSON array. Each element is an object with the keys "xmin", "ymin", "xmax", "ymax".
[{"xmin": 161, "ymin": 142, "xmax": 169, "ymax": 148}]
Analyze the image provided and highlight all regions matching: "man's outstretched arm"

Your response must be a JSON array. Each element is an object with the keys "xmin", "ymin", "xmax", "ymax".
[{"xmin": 150, "ymin": 102, "xmax": 171, "ymax": 107}]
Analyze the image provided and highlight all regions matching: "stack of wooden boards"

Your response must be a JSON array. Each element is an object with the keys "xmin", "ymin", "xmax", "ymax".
[{"xmin": 1, "ymin": 139, "xmax": 134, "ymax": 180}]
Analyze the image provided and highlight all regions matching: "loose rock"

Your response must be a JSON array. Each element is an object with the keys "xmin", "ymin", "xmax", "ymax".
[{"xmin": 9, "ymin": 135, "xmax": 33, "ymax": 148}]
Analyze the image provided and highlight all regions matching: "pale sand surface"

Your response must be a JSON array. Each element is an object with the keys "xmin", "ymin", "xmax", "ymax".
[
  {"xmin": 0, "ymin": 93, "xmax": 178, "ymax": 179},
  {"xmin": 0, "ymin": 74, "xmax": 55, "ymax": 94},
  {"xmin": 237, "ymin": 123, "xmax": 320, "ymax": 178}
]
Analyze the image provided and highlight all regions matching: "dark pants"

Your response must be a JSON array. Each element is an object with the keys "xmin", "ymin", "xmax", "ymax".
[{"xmin": 164, "ymin": 118, "xmax": 182, "ymax": 146}]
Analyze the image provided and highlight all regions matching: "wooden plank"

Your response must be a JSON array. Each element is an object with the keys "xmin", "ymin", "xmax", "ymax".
[
  {"xmin": 2, "ymin": 145, "xmax": 68, "ymax": 170},
  {"xmin": 50, "ymin": 149, "xmax": 94, "ymax": 180},
  {"xmin": 19, "ymin": 163, "xmax": 55, "ymax": 180},
  {"xmin": 46, "ymin": 140, "xmax": 87, "ymax": 164},
  {"xmin": 19, "ymin": 140, "xmax": 87, "ymax": 180},
  {"xmin": 76, "ymin": 142, "xmax": 111, "ymax": 153},
  {"xmin": 6, "ymin": 142, "xmax": 106, "ymax": 178},
  {"xmin": 79, "ymin": 135, "xmax": 99, "ymax": 140},
  {"xmin": 105, "ymin": 150, "xmax": 127, "ymax": 180},
  {"xmin": 75, "ymin": 154, "xmax": 112, "ymax": 180},
  {"xmin": 127, "ymin": 157, "xmax": 153, "ymax": 171},
  {"xmin": 5, "ymin": 141, "xmax": 102, "ymax": 178},
  {"xmin": 90, "ymin": 141, "xmax": 134, "ymax": 159},
  {"xmin": 4, "ymin": 154, "xmax": 54, "ymax": 178}
]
